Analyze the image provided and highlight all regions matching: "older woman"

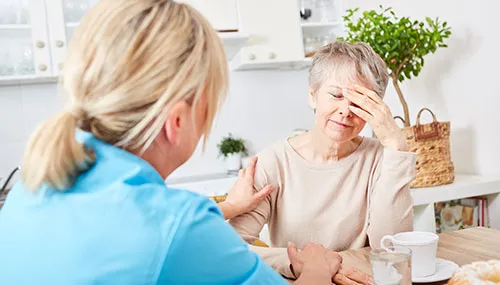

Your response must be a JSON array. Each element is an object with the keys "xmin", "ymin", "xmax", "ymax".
[
  {"xmin": 230, "ymin": 41, "xmax": 416, "ymax": 279},
  {"xmin": 0, "ymin": 1, "xmax": 349, "ymax": 284}
]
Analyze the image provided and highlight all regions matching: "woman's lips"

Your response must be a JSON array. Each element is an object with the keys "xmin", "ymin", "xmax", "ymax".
[{"xmin": 330, "ymin": 120, "xmax": 352, "ymax": 128}]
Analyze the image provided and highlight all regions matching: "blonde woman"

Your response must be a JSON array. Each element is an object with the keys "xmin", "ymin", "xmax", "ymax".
[
  {"xmin": 230, "ymin": 41, "xmax": 416, "ymax": 279},
  {"xmin": 0, "ymin": 1, "xmax": 348, "ymax": 284}
]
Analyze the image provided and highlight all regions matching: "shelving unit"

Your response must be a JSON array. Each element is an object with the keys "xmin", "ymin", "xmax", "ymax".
[{"xmin": 413, "ymin": 174, "xmax": 500, "ymax": 233}]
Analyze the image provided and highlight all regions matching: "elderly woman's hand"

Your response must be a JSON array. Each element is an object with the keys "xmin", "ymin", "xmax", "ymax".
[
  {"xmin": 344, "ymin": 84, "xmax": 408, "ymax": 152},
  {"xmin": 219, "ymin": 157, "xmax": 274, "ymax": 220},
  {"xmin": 288, "ymin": 242, "xmax": 373, "ymax": 285}
]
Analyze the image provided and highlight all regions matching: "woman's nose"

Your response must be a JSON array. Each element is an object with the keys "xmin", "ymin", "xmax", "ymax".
[{"xmin": 338, "ymin": 99, "xmax": 352, "ymax": 117}]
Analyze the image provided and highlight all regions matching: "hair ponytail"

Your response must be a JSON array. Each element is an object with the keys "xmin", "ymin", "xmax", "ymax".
[{"xmin": 21, "ymin": 112, "xmax": 95, "ymax": 191}]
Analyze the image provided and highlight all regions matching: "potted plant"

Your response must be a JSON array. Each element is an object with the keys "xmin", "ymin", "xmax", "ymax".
[
  {"xmin": 218, "ymin": 133, "xmax": 248, "ymax": 172},
  {"xmin": 339, "ymin": 6, "xmax": 451, "ymax": 126}
]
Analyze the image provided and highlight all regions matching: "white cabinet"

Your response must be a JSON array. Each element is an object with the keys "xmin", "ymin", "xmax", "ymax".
[
  {"xmin": 177, "ymin": 0, "xmax": 249, "ymax": 60},
  {"xmin": 178, "ymin": 0, "xmax": 239, "ymax": 32},
  {"xmin": 44, "ymin": 0, "xmax": 99, "ymax": 78},
  {"xmin": 0, "ymin": 0, "xmax": 248, "ymax": 86},
  {"xmin": 0, "ymin": 0, "xmax": 97, "ymax": 85},
  {"xmin": 231, "ymin": 0, "xmax": 305, "ymax": 70},
  {"xmin": 0, "ymin": 0, "xmax": 52, "ymax": 81},
  {"xmin": 230, "ymin": 0, "xmax": 344, "ymax": 70},
  {"xmin": 0, "ymin": 0, "xmax": 345, "ymax": 83}
]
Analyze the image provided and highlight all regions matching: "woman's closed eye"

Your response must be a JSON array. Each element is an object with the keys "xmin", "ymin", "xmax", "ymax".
[{"xmin": 329, "ymin": 92, "xmax": 344, "ymax": 99}]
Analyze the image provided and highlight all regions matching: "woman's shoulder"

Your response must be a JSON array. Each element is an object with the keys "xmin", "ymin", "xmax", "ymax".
[
  {"xmin": 255, "ymin": 138, "xmax": 291, "ymax": 171},
  {"xmin": 257, "ymin": 139, "xmax": 289, "ymax": 160}
]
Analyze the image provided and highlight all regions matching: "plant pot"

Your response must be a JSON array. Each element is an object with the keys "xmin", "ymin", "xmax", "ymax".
[{"xmin": 225, "ymin": 153, "xmax": 242, "ymax": 173}]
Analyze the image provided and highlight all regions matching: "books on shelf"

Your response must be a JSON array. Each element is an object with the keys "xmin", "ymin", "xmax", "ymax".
[{"xmin": 435, "ymin": 197, "xmax": 489, "ymax": 233}]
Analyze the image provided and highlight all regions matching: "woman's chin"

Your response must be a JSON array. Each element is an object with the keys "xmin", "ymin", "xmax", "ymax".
[
  {"xmin": 322, "ymin": 126, "xmax": 357, "ymax": 142},
  {"xmin": 324, "ymin": 131, "xmax": 356, "ymax": 143}
]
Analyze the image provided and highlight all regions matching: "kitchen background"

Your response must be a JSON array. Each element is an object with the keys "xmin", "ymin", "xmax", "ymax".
[{"xmin": 0, "ymin": 0, "xmax": 498, "ymax": 183}]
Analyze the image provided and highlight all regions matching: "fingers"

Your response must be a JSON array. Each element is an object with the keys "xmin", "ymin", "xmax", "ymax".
[
  {"xmin": 287, "ymin": 242, "xmax": 299, "ymax": 263},
  {"xmin": 338, "ymin": 265, "xmax": 374, "ymax": 285},
  {"xmin": 343, "ymin": 89, "xmax": 378, "ymax": 117},
  {"xmin": 238, "ymin": 168, "xmax": 245, "ymax": 178},
  {"xmin": 254, "ymin": 185, "xmax": 274, "ymax": 201},
  {"xmin": 333, "ymin": 273, "xmax": 361, "ymax": 285},
  {"xmin": 245, "ymin": 156, "xmax": 258, "ymax": 183},
  {"xmin": 329, "ymin": 252, "xmax": 342, "ymax": 275},
  {"xmin": 348, "ymin": 105, "xmax": 372, "ymax": 122},
  {"xmin": 353, "ymin": 84, "xmax": 383, "ymax": 104}
]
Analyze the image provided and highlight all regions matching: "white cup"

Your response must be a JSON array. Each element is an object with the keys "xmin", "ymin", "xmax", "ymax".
[{"xmin": 380, "ymin": 231, "xmax": 439, "ymax": 278}]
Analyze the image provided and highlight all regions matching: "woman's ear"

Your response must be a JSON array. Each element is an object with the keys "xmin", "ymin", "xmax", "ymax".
[
  {"xmin": 308, "ymin": 88, "xmax": 317, "ymax": 111},
  {"xmin": 164, "ymin": 100, "xmax": 191, "ymax": 146}
]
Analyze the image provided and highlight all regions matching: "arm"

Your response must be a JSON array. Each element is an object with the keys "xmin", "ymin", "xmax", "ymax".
[
  {"xmin": 343, "ymin": 84, "xmax": 416, "ymax": 248},
  {"xmin": 229, "ymin": 152, "xmax": 296, "ymax": 279},
  {"xmin": 218, "ymin": 157, "xmax": 275, "ymax": 220},
  {"xmin": 367, "ymin": 148, "xmax": 416, "ymax": 247}
]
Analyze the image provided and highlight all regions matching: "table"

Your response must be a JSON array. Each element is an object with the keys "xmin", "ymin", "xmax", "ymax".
[{"xmin": 340, "ymin": 227, "xmax": 500, "ymax": 284}]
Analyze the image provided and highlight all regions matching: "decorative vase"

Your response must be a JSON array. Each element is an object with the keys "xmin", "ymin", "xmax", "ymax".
[{"xmin": 226, "ymin": 153, "xmax": 242, "ymax": 173}]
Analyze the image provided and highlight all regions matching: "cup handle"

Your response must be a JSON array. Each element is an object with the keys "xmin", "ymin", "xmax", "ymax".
[{"xmin": 380, "ymin": 235, "xmax": 394, "ymax": 251}]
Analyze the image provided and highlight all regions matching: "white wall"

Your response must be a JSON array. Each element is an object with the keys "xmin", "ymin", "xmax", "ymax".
[
  {"xmin": 0, "ymin": 70, "xmax": 319, "ymax": 181},
  {"xmin": 1, "ymin": 0, "xmax": 499, "ymax": 181},
  {"xmin": 0, "ymin": 83, "xmax": 64, "ymax": 180}
]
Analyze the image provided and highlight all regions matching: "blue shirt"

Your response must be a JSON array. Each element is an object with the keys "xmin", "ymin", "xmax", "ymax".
[{"xmin": 0, "ymin": 133, "xmax": 286, "ymax": 285}]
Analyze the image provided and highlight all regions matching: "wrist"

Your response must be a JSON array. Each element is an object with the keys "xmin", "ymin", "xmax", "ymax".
[
  {"xmin": 299, "ymin": 264, "xmax": 332, "ymax": 284},
  {"xmin": 383, "ymin": 137, "xmax": 408, "ymax": 152},
  {"xmin": 218, "ymin": 201, "xmax": 241, "ymax": 220}
]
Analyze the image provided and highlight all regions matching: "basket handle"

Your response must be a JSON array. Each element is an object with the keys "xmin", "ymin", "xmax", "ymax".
[
  {"xmin": 416, "ymin": 108, "xmax": 438, "ymax": 126},
  {"xmin": 414, "ymin": 108, "xmax": 440, "ymax": 141},
  {"xmin": 393, "ymin": 116, "xmax": 406, "ymax": 127}
]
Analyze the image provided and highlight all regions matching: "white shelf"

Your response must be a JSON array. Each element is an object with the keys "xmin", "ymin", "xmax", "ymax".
[
  {"xmin": 301, "ymin": 21, "xmax": 341, "ymax": 28},
  {"xmin": 411, "ymin": 174, "xmax": 500, "ymax": 206},
  {"xmin": 301, "ymin": 21, "xmax": 341, "ymax": 35},
  {"xmin": 0, "ymin": 75, "xmax": 59, "ymax": 86},
  {"xmin": 302, "ymin": 57, "xmax": 313, "ymax": 65},
  {"xmin": 0, "ymin": 24, "xmax": 31, "ymax": 30},
  {"xmin": 218, "ymin": 31, "xmax": 249, "ymax": 61}
]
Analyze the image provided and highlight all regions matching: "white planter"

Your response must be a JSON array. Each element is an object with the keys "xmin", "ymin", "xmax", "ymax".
[{"xmin": 225, "ymin": 153, "xmax": 242, "ymax": 172}]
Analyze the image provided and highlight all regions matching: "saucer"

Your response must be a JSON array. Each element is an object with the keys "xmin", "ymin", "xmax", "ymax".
[{"xmin": 412, "ymin": 258, "xmax": 459, "ymax": 283}]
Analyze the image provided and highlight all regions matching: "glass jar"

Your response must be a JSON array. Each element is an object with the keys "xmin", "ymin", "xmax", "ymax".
[
  {"xmin": 315, "ymin": 0, "xmax": 337, "ymax": 23},
  {"xmin": 304, "ymin": 36, "xmax": 323, "ymax": 57}
]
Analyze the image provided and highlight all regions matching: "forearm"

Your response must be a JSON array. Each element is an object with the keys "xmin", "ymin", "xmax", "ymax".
[
  {"xmin": 368, "ymin": 149, "xmax": 416, "ymax": 247},
  {"xmin": 249, "ymin": 245, "xmax": 296, "ymax": 279},
  {"xmin": 293, "ymin": 266, "xmax": 332, "ymax": 285}
]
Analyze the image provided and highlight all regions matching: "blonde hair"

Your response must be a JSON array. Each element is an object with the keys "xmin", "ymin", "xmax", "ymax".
[
  {"xmin": 309, "ymin": 41, "xmax": 389, "ymax": 98},
  {"xmin": 22, "ymin": 0, "xmax": 228, "ymax": 190}
]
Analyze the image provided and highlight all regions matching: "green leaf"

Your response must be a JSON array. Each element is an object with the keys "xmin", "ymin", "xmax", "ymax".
[{"xmin": 341, "ymin": 6, "xmax": 451, "ymax": 85}]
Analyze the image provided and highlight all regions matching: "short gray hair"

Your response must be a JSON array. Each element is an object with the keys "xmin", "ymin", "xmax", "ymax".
[{"xmin": 309, "ymin": 41, "xmax": 389, "ymax": 98}]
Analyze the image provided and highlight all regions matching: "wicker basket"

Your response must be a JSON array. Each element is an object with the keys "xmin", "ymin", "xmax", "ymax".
[{"xmin": 395, "ymin": 108, "xmax": 455, "ymax": 188}]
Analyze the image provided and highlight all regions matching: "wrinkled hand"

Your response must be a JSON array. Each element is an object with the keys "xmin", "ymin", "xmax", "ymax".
[
  {"xmin": 344, "ymin": 84, "xmax": 408, "ymax": 151},
  {"xmin": 224, "ymin": 157, "xmax": 274, "ymax": 218},
  {"xmin": 333, "ymin": 264, "xmax": 374, "ymax": 285},
  {"xmin": 287, "ymin": 242, "xmax": 373, "ymax": 285},
  {"xmin": 287, "ymin": 242, "xmax": 342, "ymax": 279}
]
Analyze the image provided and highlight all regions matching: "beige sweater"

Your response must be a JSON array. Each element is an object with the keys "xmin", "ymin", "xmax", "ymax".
[{"xmin": 230, "ymin": 137, "xmax": 416, "ymax": 278}]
